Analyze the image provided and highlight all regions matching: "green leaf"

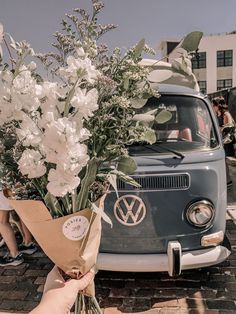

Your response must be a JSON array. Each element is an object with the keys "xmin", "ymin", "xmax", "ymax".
[
  {"xmin": 111, "ymin": 169, "xmax": 141, "ymax": 188},
  {"xmin": 107, "ymin": 173, "xmax": 119, "ymax": 198},
  {"xmin": 179, "ymin": 31, "xmax": 203, "ymax": 52},
  {"xmin": 123, "ymin": 77, "xmax": 129, "ymax": 90},
  {"xmin": 76, "ymin": 158, "xmax": 98, "ymax": 211},
  {"xmin": 44, "ymin": 192, "xmax": 64, "ymax": 217},
  {"xmin": 91, "ymin": 202, "xmax": 113, "ymax": 227},
  {"xmin": 155, "ymin": 110, "xmax": 172, "ymax": 124},
  {"xmin": 117, "ymin": 155, "xmax": 137, "ymax": 175},
  {"xmin": 139, "ymin": 128, "xmax": 156, "ymax": 144},
  {"xmin": 133, "ymin": 38, "xmax": 145, "ymax": 58},
  {"xmin": 130, "ymin": 98, "xmax": 148, "ymax": 109}
]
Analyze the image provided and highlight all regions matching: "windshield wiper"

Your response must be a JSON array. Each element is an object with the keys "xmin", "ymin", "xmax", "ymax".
[
  {"xmin": 143, "ymin": 143, "xmax": 185, "ymax": 159},
  {"xmin": 128, "ymin": 142, "xmax": 185, "ymax": 159},
  {"xmin": 153, "ymin": 142, "xmax": 185, "ymax": 159}
]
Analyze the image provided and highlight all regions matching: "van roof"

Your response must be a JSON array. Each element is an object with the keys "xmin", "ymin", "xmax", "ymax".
[
  {"xmin": 140, "ymin": 59, "xmax": 201, "ymax": 94},
  {"xmin": 157, "ymin": 83, "xmax": 202, "ymax": 96}
]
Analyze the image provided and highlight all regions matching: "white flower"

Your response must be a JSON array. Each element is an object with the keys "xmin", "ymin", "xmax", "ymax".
[
  {"xmin": 41, "ymin": 118, "xmax": 67, "ymax": 164},
  {"xmin": 77, "ymin": 128, "xmax": 91, "ymax": 142},
  {"xmin": 47, "ymin": 168, "xmax": 80, "ymax": 197},
  {"xmin": 59, "ymin": 55, "xmax": 100, "ymax": 84},
  {"xmin": 71, "ymin": 88, "xmax": 98, "ymax": 120},
  {"xmin": 57, "ymin": 143, "xmax": 89, "ymax": 175},
  {"xmin": 41, "ymin": 116, "xmax": 90, "ymax": 173},
  {"xmin": 18, "ymin": 149, "xmax": 46, "ymax": 178},
  {"xmin": 13, "ymin": 66, "xmax": 36, "ymax": 92},
  {"xmin": 12, "ymin": 67, "xmax": 41, "ymax": 112},
  {"xmin": 16, "ymin": 114, "xmax": 42, "ymax": 147},
  {"xmin": 27, "ymin": 61, "xmax": 37, "ymax": 71},
  {"xmin": 75, "ymin": 46, "xmax": 85, "ymax": 57},
  {"xmin": 1, "ymin": 70, "xmax": 13, "ymax": 83},
  {"xmin": 12, "ymin": 91, "xmax": 41, "ymax": 112}
]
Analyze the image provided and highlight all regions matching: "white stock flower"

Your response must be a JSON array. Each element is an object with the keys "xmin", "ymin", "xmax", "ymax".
[
  {"xmin": 13, "ymin": 66, "xmax": 36, "ymax": 92},
  {"xmin": 77, "ymin": 127, "xmax": 91, "ymax": 142},
  {"xmin": 47, "ymin": 168, "xmax": 80, "ymax": 197},
  {"xmin": 1, "ymin": 70, "xmax": 13, "ymax": 83},
  {"xmin": 27, "ymin": 61, "xmax": 37, "ymax": 71},
  {"xmin": 71, "ymin": 88, "xmax": 98, "ymax": 120},
  {"xmin": 41, "ymin": 116, "xmax": 90, "ymax": 172},
  {"xmin": 12, "ymin": 92, "xmax": 41, "ymax": 112},
  {"xmin": 0, "ymin": 100, "xmax": 15, "ymax": 125},
  {"xmin": 59, "ymin": 55, "xmax": 100, "ymax": 84},
  {"xmin": 12, "ymin": 67, "xmax": 41, "ymax": 112},
  {"xmin": 18, "ymin": 149, "xmax": 46, "ymax": 178},
  {"xmin": 75, "ymin": 46, "xmax": 85, "ymax": 57},
  {"xmin": 41, "ymin": 118, "xmax": 67, "ymax": 164},
  {"xmin": 16, "ymin": 115, "xmax": 42, "ymax": 147},
  {"xmin": 57, "ymin": 143, "xmax": 89, "ymax": 175}
]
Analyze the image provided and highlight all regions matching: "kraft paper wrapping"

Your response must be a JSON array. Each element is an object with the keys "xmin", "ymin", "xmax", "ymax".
[{"xmin": 9, "ymin": 198, "xmax": 104, "ymax": 296}]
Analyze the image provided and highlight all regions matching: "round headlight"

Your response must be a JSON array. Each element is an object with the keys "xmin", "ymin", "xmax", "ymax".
[{"xmin": 186, "ymin": 200, "xmax": 215, "ymax": 227}]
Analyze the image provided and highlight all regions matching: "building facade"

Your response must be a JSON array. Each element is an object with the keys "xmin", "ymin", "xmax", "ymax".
[{"xmin": 158, "ymin": 32, "xmax": 236, "ymax": 94}]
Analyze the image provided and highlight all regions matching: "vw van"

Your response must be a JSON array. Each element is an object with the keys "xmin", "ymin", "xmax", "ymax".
[{"xmin": 97, "ymin": 83, "xmax": 231, "ymax": 276}]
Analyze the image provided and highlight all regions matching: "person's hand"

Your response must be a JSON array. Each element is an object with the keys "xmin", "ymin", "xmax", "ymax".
[{"xmin": 30, "ymin": 266, "xmax": 94, "ymax": 314}]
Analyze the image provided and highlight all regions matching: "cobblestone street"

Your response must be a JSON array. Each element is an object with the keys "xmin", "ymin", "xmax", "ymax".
[{"xmin": 0, "ymin": 164, "xmax": 236, "ymax": 314}]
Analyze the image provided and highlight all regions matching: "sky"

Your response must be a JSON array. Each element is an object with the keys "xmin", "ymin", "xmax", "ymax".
[{"xmin": 1, "ymin": 0, "xmax": 236, "ymax": 58}]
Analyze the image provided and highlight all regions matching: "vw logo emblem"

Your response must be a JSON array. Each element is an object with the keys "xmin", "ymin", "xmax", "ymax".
[{"xmin": 114, "ymin": 194, "xmax": 146, "ymax": 226}]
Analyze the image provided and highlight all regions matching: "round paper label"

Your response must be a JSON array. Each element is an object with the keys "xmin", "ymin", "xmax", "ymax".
[{"xmin": 62, "ymin": 215, "xmax": 89, "ymax": 241}]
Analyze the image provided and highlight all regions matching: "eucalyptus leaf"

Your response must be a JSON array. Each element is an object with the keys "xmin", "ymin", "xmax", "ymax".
[
  {"xmin": 179, "ymin": 31, "xmax": 203, "ymax": 53},
  {"xmin": 133, "ymin": 38, "xmax": 145, "ymax": 58},
  {"xmin": 130, "ymin": 98, "xmax": 148, "ymax": 109},
  {"xmin": 148, "ymin": 69, "xmax": 173, "ymax": 83},
  {"xmin": 117, "ymin": 155, "xmax": 137, "ymax": 175},
  {"xmin": 155, "ymin": 110, "xmax": 172, "ymax": 124},
  {"xmin": 139, "ymin": 128, "xmax": 156, "ymax": 144}
]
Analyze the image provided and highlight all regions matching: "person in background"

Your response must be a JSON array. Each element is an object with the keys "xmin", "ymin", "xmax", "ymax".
[
  {"xmin": 30, "ymin": 266, "xmax": 94, "ymax": 314},
  {"xmin": 0, "ymin": 189, "xmax": 37, "ymax": 266},
  {"xmin": 218, "ymin": 97, "xmax": 235, "ymax": 188},
  {"xmin": 212, "ymin": 97, "xmax": 223, "ymax": 127}
]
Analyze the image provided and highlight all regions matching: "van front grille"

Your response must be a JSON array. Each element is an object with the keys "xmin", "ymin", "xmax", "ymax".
[{"xmin": 117, "ymin": 173, "xmax": 190, "ymax": 191}]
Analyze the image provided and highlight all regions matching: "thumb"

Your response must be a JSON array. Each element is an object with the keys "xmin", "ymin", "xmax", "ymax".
[{"xmin": 65, "ymin": 271, "xmax": 94, "ymax": 292}]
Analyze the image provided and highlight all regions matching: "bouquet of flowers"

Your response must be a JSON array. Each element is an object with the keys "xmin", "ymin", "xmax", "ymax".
[{"xmin": 0, "ymin": 0, "xmax": 158, "ymax": 312}]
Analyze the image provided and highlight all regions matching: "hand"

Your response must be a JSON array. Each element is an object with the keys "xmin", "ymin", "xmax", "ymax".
[{"xmin": 30, "ymin": 266, "xmax": 94, "ymax": 314}]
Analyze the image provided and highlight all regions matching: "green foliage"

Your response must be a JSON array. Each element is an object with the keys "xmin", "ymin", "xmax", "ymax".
[
  {"xmin": 117, "ymin": 155, "xmax": 137, "ymax": 175},
  {"xmin": 179, "ymin": 31, "xmax": 203, "ymax": 53}
]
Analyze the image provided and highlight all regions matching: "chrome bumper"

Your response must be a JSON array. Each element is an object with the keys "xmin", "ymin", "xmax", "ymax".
[{"xmin": 97, "ymin": 242, "xmax": 230, "ymax": 276}]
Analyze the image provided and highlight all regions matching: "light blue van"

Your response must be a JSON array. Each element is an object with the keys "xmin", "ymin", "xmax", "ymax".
[{"xmin": 97, "ymin": 83, "xmax": 231, "ymax": 276}]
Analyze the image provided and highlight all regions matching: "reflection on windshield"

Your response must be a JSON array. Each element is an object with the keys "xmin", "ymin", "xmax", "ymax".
[{"xmin": 129, "ymin": 95, "xmax": 218, "ymax": 155}]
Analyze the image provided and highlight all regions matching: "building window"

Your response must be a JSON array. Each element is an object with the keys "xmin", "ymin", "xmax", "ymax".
[
  {"xmin": 166, "ymin": 41, "xmax": 179, "ymax": 55},
  {"xmin": 198, "ymin": 81, "xmax": 207, "ymax": 94},
  {"xmin": 217, "ymin": 50, "xmax": 232, "ymax": 67},
  {"xmin": 217, "ymin": 79, "xmax": 232, "ymax": 91},
  {"xmin": 192, "ymin": 52, "xmax": 206, "ymax": 69}
]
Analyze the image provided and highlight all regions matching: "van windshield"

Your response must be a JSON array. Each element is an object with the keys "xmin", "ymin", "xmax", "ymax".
[{"xmin": 129, "ymin": 95, "xmax": 219, "ymax": 155}]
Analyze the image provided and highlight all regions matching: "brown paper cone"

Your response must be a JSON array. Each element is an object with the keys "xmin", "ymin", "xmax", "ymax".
[{"xmin": 9, "ymin": 199, "xmax": 103, "ymax": 296}]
